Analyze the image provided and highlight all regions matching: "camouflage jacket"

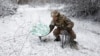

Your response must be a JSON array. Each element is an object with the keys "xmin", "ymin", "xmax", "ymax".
[{"xmin": 50, "ymin": 14, "xmax": 74, "ymax": 31}]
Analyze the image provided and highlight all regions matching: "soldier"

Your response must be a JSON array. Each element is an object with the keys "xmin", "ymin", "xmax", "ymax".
[{"xmin": 49, "ymin": 10, "xmax": 76, "ymax": 43}]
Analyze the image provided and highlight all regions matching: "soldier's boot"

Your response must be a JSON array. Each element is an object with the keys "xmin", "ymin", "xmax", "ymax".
[
  {"xmin": 70, "ymin": 38, "xmax": 77, "ymax": 45},
  {"xmin": 68, "ymin": 30, "xmax": 78, "ymax": 49},
  {"xmin": 54, "ymin": 36, "xmax": 61, "ymax": 41},
  {"xmin": 70, "ymin": 40, "xmax": 78, "ymax": 50}
]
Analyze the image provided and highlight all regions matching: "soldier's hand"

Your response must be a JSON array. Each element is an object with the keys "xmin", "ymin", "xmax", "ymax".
[{"xmin": 49, "ymin": 25, "xmax": 55, "ymax": 33}]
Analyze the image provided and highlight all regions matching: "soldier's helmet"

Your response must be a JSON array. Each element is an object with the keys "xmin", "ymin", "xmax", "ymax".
[{"xmin": 51, "ymin": 10, "xmax": 60, "ymax": 17}]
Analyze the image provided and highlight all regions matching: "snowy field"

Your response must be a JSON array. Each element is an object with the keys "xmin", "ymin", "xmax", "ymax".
[{"xmin": 0, "ymin": 4, "xmax": 100, "ymax": 56}]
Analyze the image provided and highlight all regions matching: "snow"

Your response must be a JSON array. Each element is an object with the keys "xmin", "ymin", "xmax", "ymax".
[
  {"xmin": 0, "ymin": 4, "xmax": 100, "ymax": 56},
  {"xmin": 0, "ymin": 0, "xmax": 17, "ymax": 17}
]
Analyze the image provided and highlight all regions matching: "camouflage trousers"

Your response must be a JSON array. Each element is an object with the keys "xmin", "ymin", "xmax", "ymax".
[{"xmin": 53, "ymin": 27, "xmax": 76, "ymax": 41}]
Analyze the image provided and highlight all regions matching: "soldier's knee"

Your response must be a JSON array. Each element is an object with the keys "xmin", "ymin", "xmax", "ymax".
[
  {"xmin": 53, "ymin": 29, "xmax": 60, "ymax": 36},
  {"xmin": 53, "ymin": 30, "xmax": 58, "ymax": 36}
]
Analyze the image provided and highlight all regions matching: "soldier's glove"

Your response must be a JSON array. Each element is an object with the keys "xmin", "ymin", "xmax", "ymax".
[{"xmin": 49, "ymin": 25, "xmax": 55, "ymax": 33}]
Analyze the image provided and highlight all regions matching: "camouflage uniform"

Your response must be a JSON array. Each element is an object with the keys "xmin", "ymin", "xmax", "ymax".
[{"xmin": 49, "ymin": 10, "xmax": 76, "ymax": 41}]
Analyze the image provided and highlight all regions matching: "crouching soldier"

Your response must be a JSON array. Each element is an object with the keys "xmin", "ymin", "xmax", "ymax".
[{"xmin": 49, "ymin": 10, "xmax": 77, "ymax": 44}]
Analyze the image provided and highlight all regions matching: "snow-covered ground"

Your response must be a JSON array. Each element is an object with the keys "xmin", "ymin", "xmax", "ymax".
[{"xmin": 0, "ymin": 5, "xmax": 100, "ymax": 56}]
